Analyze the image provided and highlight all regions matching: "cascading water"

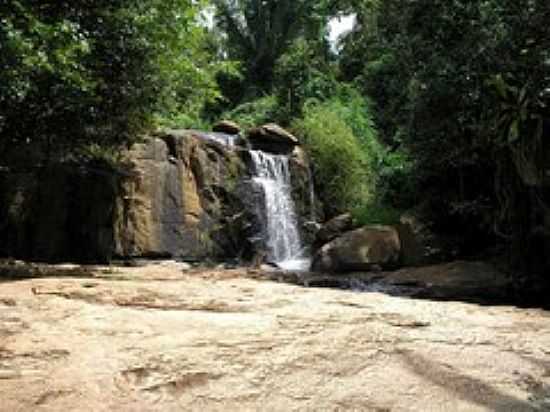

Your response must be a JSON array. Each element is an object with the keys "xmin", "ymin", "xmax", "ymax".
[{"xmin": 250, "ymin": 150, "xmax": 310, "ymax": 271}]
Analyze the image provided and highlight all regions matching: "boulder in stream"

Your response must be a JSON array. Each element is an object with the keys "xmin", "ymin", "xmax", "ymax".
[{"xmin": 311, "ymin": 225, "xmax": 401, "ymax": 273}]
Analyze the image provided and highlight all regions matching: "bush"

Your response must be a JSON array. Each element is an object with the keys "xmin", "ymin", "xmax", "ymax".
[
  {"xmin": 154, "ymin": 112, "xmax": 211, "ymax": 131},
  {"xmin": 221, "ymin": 95, "xmax": 281, "ymax": 130},
  {"xmin": 292, "ymin": 101, "xmax": 375, "ymax": 215},
  {"xmin": 376, "ymin": 150, "xmax": 416, "ymax": 209},
  {"xmin": 293, "ymin": 89, "xmax": 417, "ymax": 222}
]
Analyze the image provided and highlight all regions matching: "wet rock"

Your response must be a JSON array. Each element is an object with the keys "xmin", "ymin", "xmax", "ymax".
[
  {"xmin": 312, "ymin": 225, "xmax": 401, "ymax": 273},
  {"xmin": 376, "ymin": 261, "xmax": 512, "ymax": 303},
  {"xmin": 260, "ymin": 263, "xmax": 280, "ymax": 272},
  {"xmin": 395, "ymin": 213, "xmax": 456, "ymax": 266}
]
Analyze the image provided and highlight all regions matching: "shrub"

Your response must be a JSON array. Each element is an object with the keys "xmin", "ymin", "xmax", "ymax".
[
  {"xmin": 293, "ymin": 89, "xmax": 417, "ymax": 222},
  {"xmin": 221, "ymin": 94, "xmax": 281, "ymax": 130},
  {"xmin": 292, "ymin": 102, "xmax": 375, "ymax": 215}
]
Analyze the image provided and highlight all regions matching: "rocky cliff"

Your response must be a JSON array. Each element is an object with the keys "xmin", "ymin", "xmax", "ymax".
[{"xmin": 0, "ymin": 128, "xmax": 318, "ymax": 263}]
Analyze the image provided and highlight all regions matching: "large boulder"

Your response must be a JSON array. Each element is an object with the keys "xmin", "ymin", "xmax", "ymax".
[
  {"xmin": 311, "ymin": 226, "xmax": 401, "ymax": 273},
  {"xmin": 212, "ymin": 120, "xmax": 241, "ymax": 135},
  {"xmin": 394, "ymin": 214, "xmax": 429, "ymax": 267},
  {"xmin": 314, "ymin": 213, "xmax": 354, "ymax": 248},
  {"xmin": 115, "ymin": 130, "xmax": 250, "ymax": 260},
  {"xmin": 248, "ymin": 123, "xmax": 299, "ymax": 154}
]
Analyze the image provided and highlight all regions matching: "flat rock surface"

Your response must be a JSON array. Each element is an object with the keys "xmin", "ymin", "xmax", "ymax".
[{"xmin": 1, "ymin": 262, "xmax": 549, "ymax": 411}]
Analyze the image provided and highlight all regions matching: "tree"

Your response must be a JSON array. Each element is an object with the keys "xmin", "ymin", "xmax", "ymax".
[
  {"xmin": 340, "ymin": 0, "xmax": 550, "ymax": 291},
  {"xmin": 0, "ymin": 0, "xmax": 221, "ymax": 164},
  {"xmin": 273, "ymin": 37, "xmax": 339, "ymax": 121},
  {"xmin": 213, "ymin": 0, "xmax": 334, "ymax": 95}
]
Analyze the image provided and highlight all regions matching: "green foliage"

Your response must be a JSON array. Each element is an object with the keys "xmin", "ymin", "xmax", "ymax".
[
  {"xmin": 292, "ymin": 98, "xmax": 377, "ymax": 215},
  {"xmin": 73, "ymin": 143, "xmax": 125, "ymax": 167},
  {"xmin": 291, "ymin": 85, "xmax": 413, "ymax": 221},
  {"xmin": 213, "ymin": 0, "xmax": 335, "ymax": 96},
  {"xmin": 340, "ymin": 0, "xmax": 550, "ymax": 279},
  {"xmin": 352, "ymin": 203, "xmax": 402, "ymax": 226},
  {"xmin": 375, "ymin": 150, "xmax": 416, "ymax": 209},
  {"xmin": 273, "ymin": 37, "xmax": 339, "ymax": 120},
  {"xmin": 0, "ymin": 0, "xmax": 224, "ymax": 163},
  {"xmin": 319, "ymin": 87, "xmax": 383, "ymax": 160},
  {"xmin": 155, "ymin": 112, "xmax": 212, "ymax": 131},
  {"xmin": 221, "ymin": 95, "xmax": 281, "ymax": 130}
]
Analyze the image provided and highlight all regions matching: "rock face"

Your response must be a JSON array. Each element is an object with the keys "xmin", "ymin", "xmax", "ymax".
[
  {"xmin": 395, "ymin": 213, "xmax": 460, "ymax": 266},
  {"xmin": 314, "ymin": 213, "xmax": 354, "ymax": 248},
  {"xmin": 114, "ymin": 131, "xmax": 250, "ymax": 260},
  {"xmin": 248, "ymin": 123, "xmax": 300, "ymax": 154},
  {"xmin": 311, "ymin": 225, "xmax": 401, "ymax": 273},
  {"xmin": 0, "ymin": 131, "xmax": 251, "ymax": 262},
  {"xmin": 212, "ymin": 120, "xmax": 241, "ymax": 135},
  {"xmin": 0, "ymin": 129, "xmax": 319, "ymax": 263},
  {"xmin": 288, "ymin": 146, "xmax": 323, "ymax": 242}
]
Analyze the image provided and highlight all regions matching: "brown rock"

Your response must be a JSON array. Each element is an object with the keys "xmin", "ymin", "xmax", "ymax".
[
  {"xmin": 114, "ymin": 130, "xmax": 249, "ymax": 260},
  {"xmin": 212, "ymin": 120, "xmax": 241, "ymax": 135},
  {"xmin": 261, "ymin": 124, "xmax": 299, "ymax": 145},
  {"xmin": 248, "ymin": 123, "xmax": 299, "ymax": 154},
  {"xmin": 315, "ymin": 213, "xmax": 354, "ymax": 247},
  {"xmin": 395, "ymin": 214, "xmax": 426, "ymax": 267},
  {"xmin": 288, "ymin": 146, "xmax": 323, "ymax": 242},
  {"xmin": 312, "ymin": 225, "xmax": 401, "ymax": 273}
]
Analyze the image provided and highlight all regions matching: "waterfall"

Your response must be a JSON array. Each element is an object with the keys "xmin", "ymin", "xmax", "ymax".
[{"xmin": 250, "ymin": 150, "xmax": 310, "ymax": 271}]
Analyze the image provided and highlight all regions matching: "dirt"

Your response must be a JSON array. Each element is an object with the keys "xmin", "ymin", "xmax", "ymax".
[{"xmin": 0, "ymin": 261, "xmax": 549, "ymax": 411}]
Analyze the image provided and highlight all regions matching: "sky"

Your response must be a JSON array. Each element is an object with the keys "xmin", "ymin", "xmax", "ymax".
[{"xmin": 328, "ymin": 14, "xmax": 356, "ymax": 47}]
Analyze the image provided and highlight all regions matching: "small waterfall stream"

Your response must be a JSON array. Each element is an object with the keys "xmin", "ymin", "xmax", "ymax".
[{"xmin": 250, "ymin": 150, "xmax": 310, "ymax": 271}]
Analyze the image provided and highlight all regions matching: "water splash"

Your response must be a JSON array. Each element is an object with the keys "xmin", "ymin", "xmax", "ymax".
[{"xmin": 250, "ymin": 150, "xmax": 310, "ymax": 271}]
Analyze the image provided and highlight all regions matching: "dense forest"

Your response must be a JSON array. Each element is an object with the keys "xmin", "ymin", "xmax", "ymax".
[{"xmin": 1, "ymin": 0, "xmax": 549, "ymax": 296}]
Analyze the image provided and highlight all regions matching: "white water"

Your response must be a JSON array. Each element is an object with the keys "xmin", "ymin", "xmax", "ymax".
[
  {"xmin": 250, "ymin": 150, "xmax": 310, "ymax": 271},
  {"xmin": 192, "ymin": 131, "xmax": 238, "ymax": 147}
]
